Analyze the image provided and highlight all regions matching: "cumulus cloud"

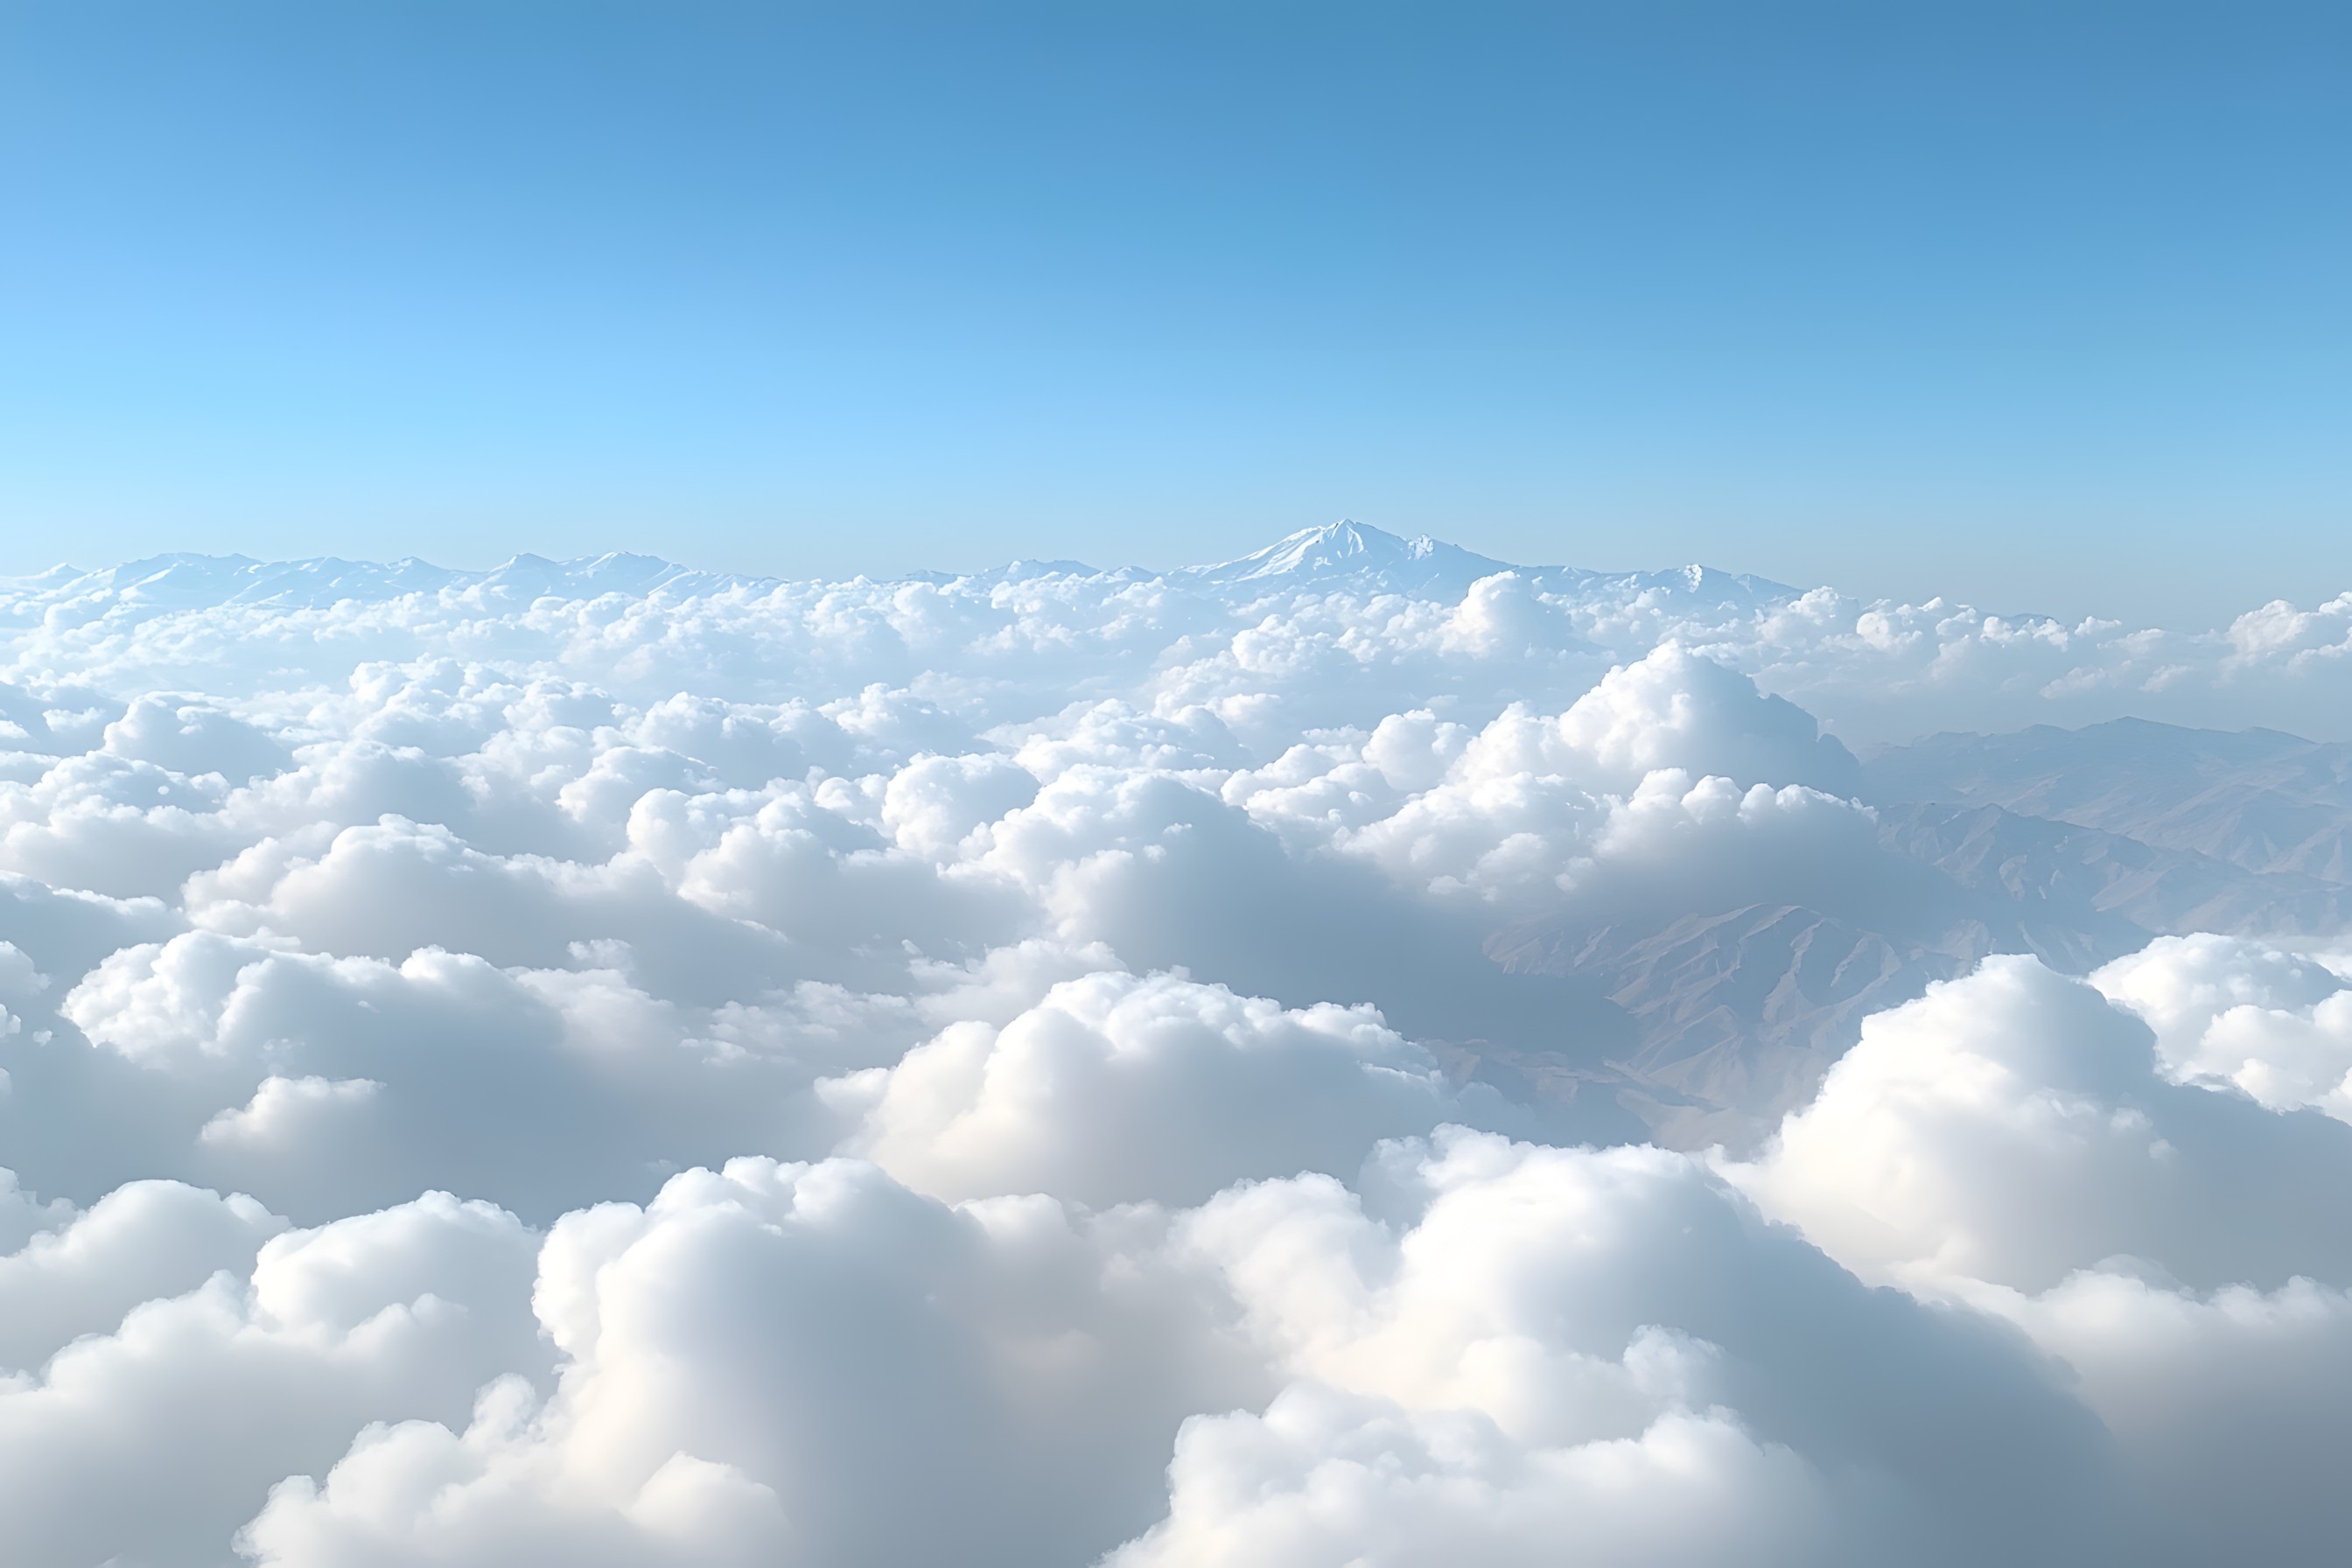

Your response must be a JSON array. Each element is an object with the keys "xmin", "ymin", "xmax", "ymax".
[
  {"xmin": 0, "ymin": 1176, "xmax": 282, "ymax": 1374},
  {"xmin": 1536, "ymin": 643, "xmax": 1859, "ymax": 794},
  {"xmin": 830, "ymin": 970, "xmax": 1516, "ymax": 1208},
  {"xmin": 239, "ymin": 1158, "xmax": 1264, "ymax": 1568},
  {"xmin": 60, "ymin": 930, "xmax": 848, "ymax": 1222},
  {"xmin": 1734, "ymin": 955, "xmax": 2352, "ymax": 1558},
  {"xmin": 1734, "ymin": 955, "xmax": 2352, "ymax": 1294},
  {"xmin": 233, "ymin": 1139, "xmax": 2118, "ymax": 1568},
  {"xmin": 0, "ymin": 1187, "xmax": 544, "ymax": 1568},
  {"xmin": 0, "ymin": 532, "xmax": 2348, "ymax": 1564},
  {"xmin": 2093, "ymin": 933, "xmax": 2352, "ymax": 1118},
  {"xmin": 1136, "ymin": 1128, "xmax": 2119, "ymax": 1566}
]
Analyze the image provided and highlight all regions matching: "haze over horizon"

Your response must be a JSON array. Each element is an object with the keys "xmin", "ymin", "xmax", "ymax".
[{"xmin": 5, "ymin": 515, "xmax": 2339, "ymax": 643}]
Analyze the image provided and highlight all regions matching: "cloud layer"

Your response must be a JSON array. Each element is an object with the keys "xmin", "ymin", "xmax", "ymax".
[{"xmin": 3, "ymin": 526, "xmax": 2350, "ymax": 1564}]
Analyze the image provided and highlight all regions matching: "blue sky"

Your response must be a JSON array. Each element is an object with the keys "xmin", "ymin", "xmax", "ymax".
[{"xmin": 2, "ymin": 1, "xmax": 2344, "ymax": 621}]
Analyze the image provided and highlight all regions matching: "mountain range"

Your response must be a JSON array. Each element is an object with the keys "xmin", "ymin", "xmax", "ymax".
[
  {"xmin": 1456, "ymin": 720, "xmax": 2352, "ymax": 1146},
  {"xmin": 4, "ymin": 521, "xmax": 1794, "ymax": 612}
]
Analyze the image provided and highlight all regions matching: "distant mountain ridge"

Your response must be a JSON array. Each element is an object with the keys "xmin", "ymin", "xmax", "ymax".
[
  {"xmin": 4, "ymin": 551, "xmax": 763, "ymax": 611},
  {"xmin": 1172, "ymin": 521, "xmax": 1797, "ymax": 607},
  {"xmin": 4, "ymin": 521, "xmax": 1796, "ymax": 612},
  {"xmin": 1863, "ymin": 719, "xmax": 2352, "ymax": 883}
]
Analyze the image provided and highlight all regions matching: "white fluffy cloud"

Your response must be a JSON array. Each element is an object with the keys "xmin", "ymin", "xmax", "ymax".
[
  {"xmin": 0, "ymin": 535, "xmax": 2348, "ymax": 1564},
  {"xmin": 243, "ymin": 1131, "xmax": 2136, "ymax": 1568},
  {"xmin": 237, "ymin": 1158, "xmax": 1264, "ymax": 1568},
  {"xmin": 830, "ymin": 970, "xmax": 1512, "ymax": 1208},
  {"xmin": 0, "ymin": 1185, "xmax": 544, "ymax": 1568},
  {"xmin": 1735, "ymin": 955, "xmax": 2352, "ymax": 1294},
  {"xmin": 1131, "ymin": 1127, "xmax": 2129, "ymax": 1566},
  {"xmin": 1734, "ymin": 955, "xmax": 2352, "ymax": 1559},
  {"xmin": 2094, "ymin": 933, "xmax": 2352, "ymax": 1118}
]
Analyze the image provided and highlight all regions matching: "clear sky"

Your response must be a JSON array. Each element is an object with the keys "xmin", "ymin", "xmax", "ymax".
[{"xmin": 2, "ymin": 0, "xmax": 2345, "ymax": 623}]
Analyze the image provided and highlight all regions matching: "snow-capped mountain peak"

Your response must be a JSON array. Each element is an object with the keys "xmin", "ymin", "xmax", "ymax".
[{"xmin": 1176, "ymin": 519, "xmax": 1516, "ymax": 594}]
